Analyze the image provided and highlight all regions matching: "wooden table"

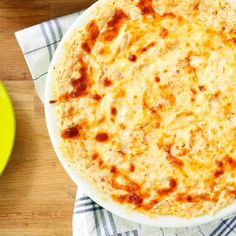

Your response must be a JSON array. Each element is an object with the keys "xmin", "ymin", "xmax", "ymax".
[{"xmin": 0, "ymin": 1, "xmax": 95, "ymax": 235}]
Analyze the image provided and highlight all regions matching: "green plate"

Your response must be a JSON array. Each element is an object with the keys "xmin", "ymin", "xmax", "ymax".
[{"xmin": 0, "ymin": 81, "xmax": 15, "ymax": 175}]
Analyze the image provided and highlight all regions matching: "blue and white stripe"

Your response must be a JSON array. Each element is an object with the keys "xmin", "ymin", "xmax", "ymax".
[
  {"xmin": 73, "ymin": 192, "xmax": 236, "ymax": 236},
  {"xmin": 15, "ymin": 11, "xmax": 82, "ymax": 102}
]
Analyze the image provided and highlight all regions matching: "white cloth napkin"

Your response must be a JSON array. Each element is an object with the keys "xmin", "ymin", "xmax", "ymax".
[{"xmin": 15, "ymin": 9, "xmax": 236, "ymax": 236}]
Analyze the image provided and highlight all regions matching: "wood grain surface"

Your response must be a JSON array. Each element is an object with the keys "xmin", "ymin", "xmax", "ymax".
[{"xmin": 0, "ymin": 1, "xmax": 95, "ymax": 235}]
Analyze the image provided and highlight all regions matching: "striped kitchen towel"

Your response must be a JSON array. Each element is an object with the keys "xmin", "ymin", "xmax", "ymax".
[{"xmin": 15, "ymin": 8, "xmax": 236, "ymax": 236}]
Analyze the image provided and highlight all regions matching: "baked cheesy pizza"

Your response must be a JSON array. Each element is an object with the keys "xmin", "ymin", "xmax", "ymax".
[{"xmin": 50, "ymin": 0, "xmax": 236, "ymax": 217}]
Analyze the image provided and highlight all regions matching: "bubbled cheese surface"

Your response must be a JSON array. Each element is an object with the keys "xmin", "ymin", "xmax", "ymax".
[{"xmin": 51, "ymin": 0, "xmax": 236, "ymax": 217}]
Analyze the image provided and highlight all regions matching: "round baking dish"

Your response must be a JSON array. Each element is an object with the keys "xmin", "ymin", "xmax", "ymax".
[{"xmin": 45, "ymin": 0, "xmax": 236, "ymax": 227}]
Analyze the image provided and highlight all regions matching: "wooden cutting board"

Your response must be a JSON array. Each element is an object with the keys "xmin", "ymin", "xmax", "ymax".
[{"xmin": 0, "ymin": 1, "xmax": 95, "ymax": 235}]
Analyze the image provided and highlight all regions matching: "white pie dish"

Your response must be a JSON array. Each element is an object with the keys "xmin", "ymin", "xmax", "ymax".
[{"xmin": 45, "ymin": 0, "xmax": 236, "ymax": 227}]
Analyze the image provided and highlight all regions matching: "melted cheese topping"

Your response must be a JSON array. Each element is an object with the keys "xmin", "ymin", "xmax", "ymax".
[{"xmin": 51, "ymin": 0, "xmax": 236, "ymax": 217}]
